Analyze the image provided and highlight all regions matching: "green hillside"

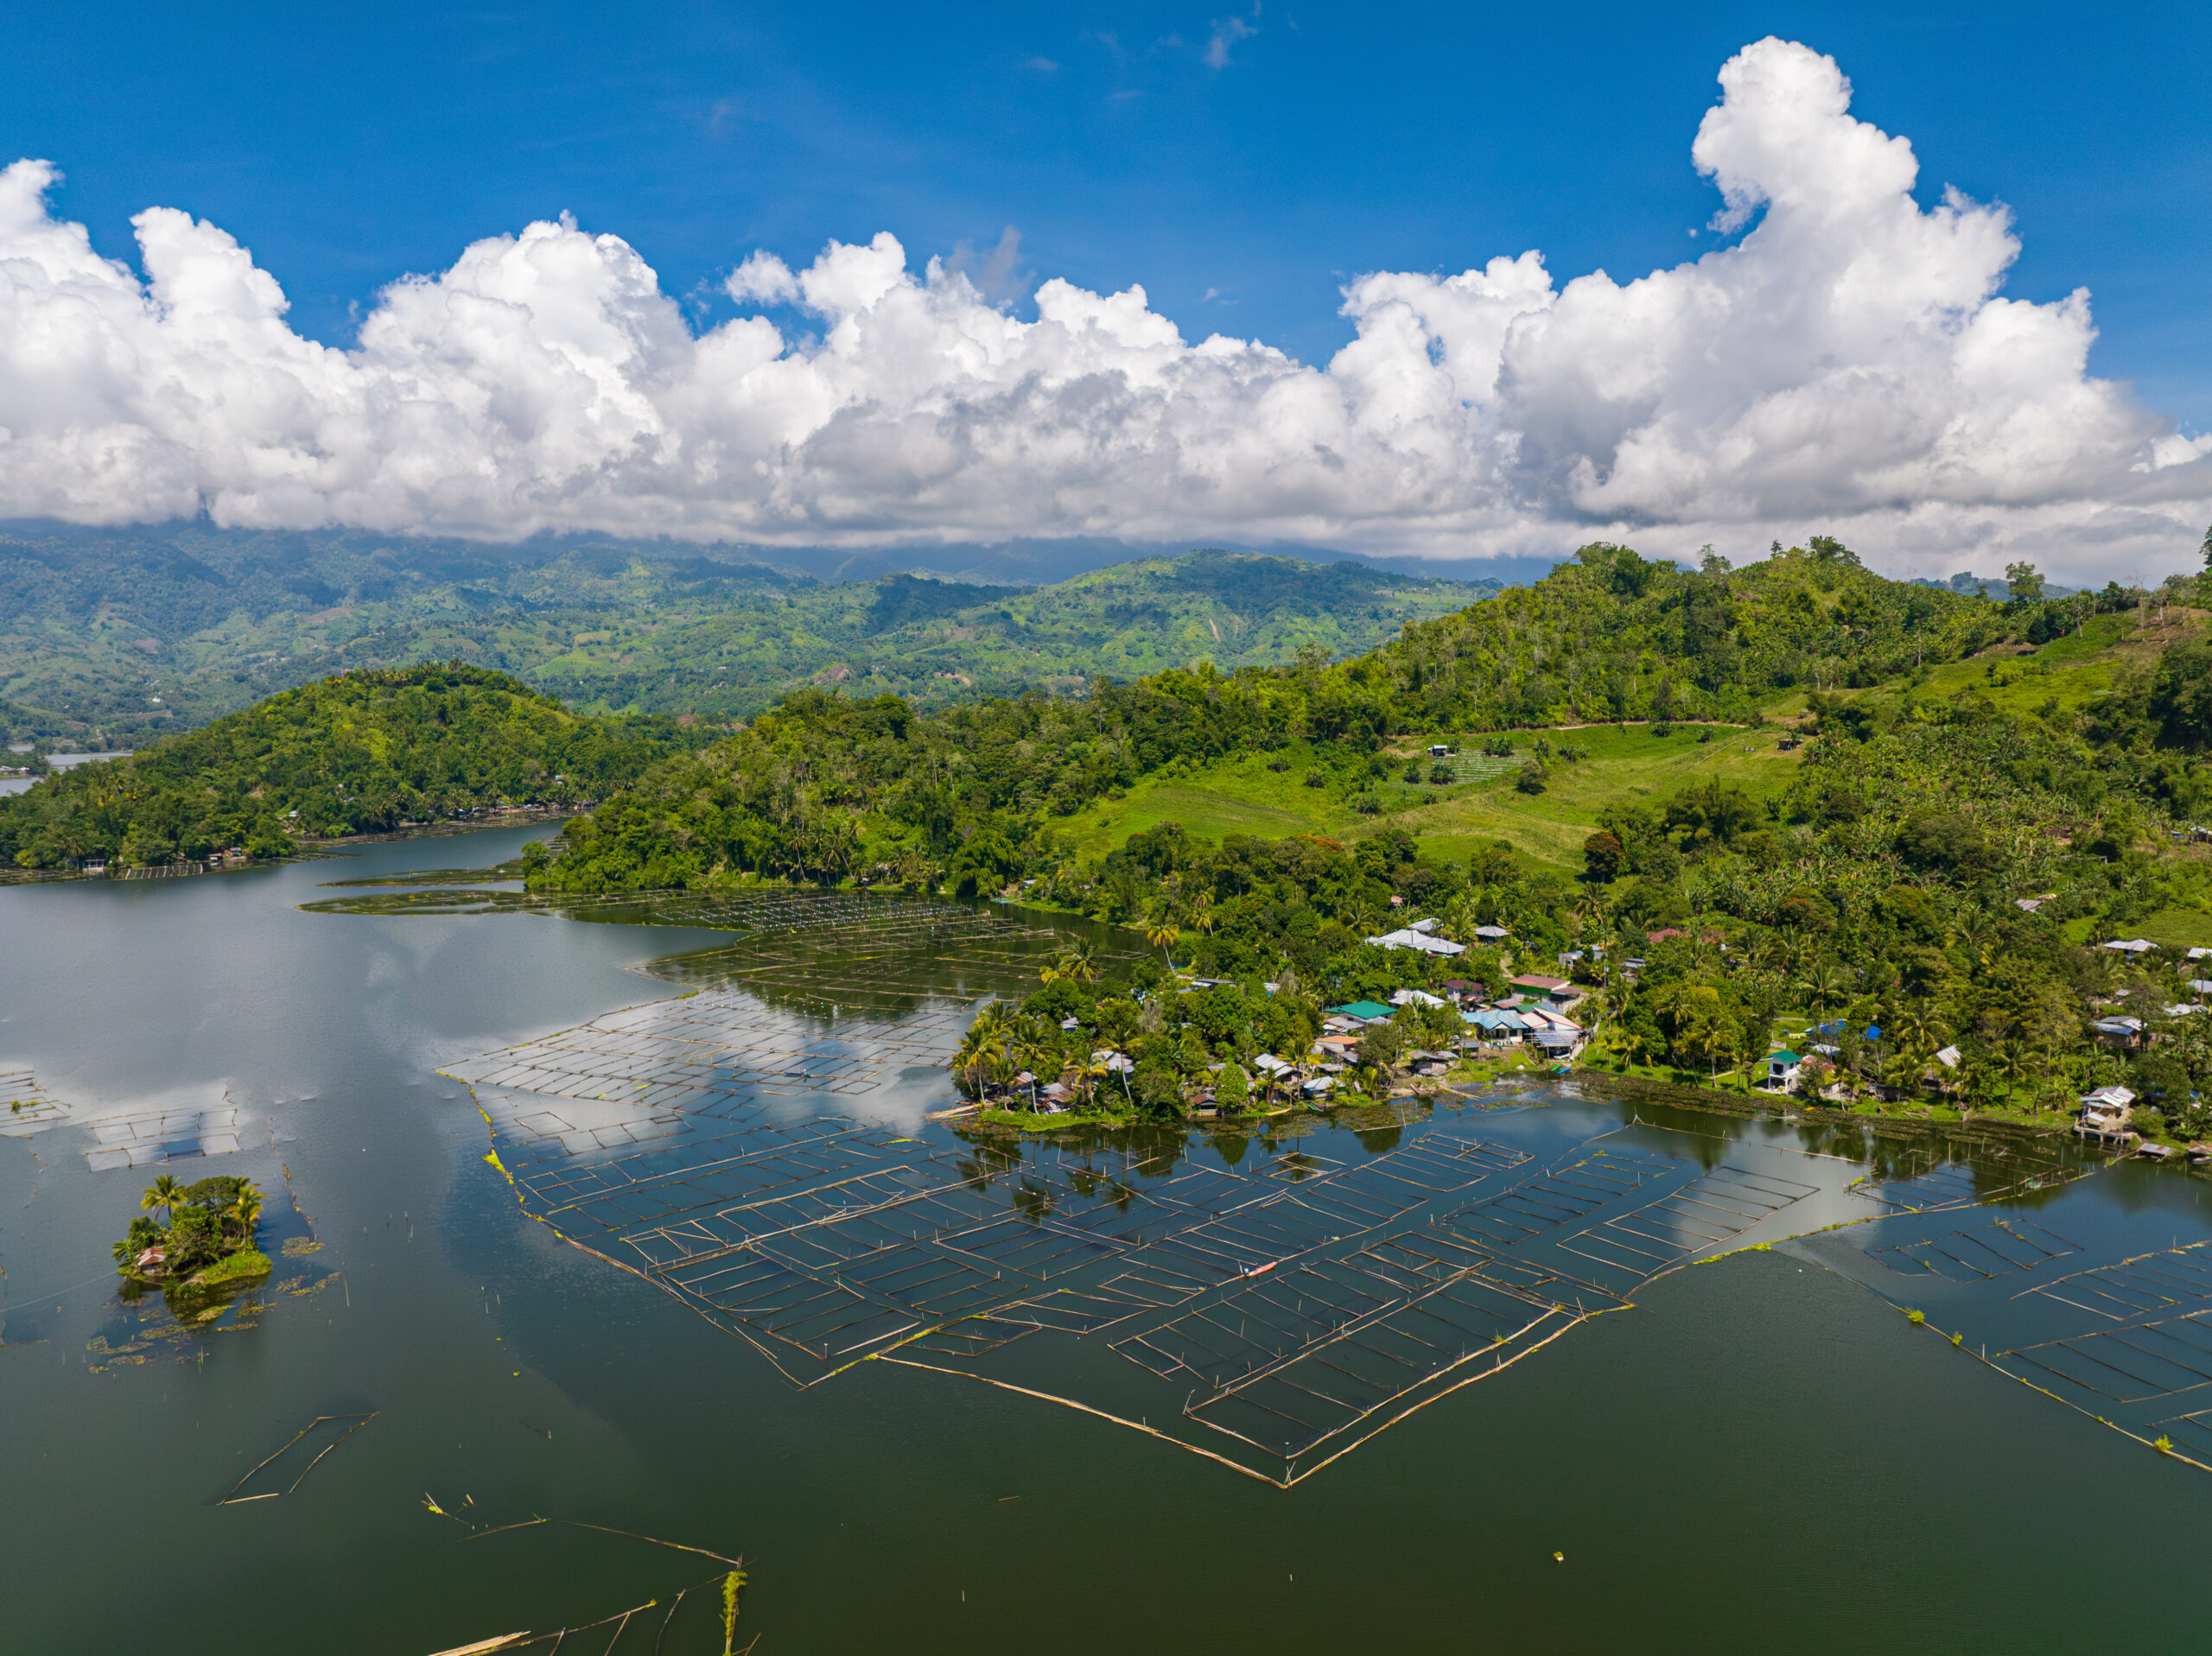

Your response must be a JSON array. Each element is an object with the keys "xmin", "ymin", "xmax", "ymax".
[
  {"xmin": 27, "ymin": 526, "xmax": 2212, "ymax": 1135},
  {"xmin": 0, "ymin": 664, "xmax": 685, "ymax": 868},
  {"xmin": 534, "ymin": 549, "xmax": 1492, "ymax": 718},
  {"xmin": 0, "ymin": 527, "xmax": 1491, "ymax": 743},
  {"xmin": 520, "ymin": 537, "xmax": 2212, "ymax": 1136}
]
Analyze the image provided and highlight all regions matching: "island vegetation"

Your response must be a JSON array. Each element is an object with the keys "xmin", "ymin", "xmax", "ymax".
[{"xmin": 113, "ymin": 1174, "xmax": 270, "ymax": 1290}]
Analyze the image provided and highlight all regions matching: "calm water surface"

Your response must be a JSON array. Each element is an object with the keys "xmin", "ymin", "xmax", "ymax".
[{"xmin": 3, "ymin": 825, "xmax": 2211, "ymax": 1653}]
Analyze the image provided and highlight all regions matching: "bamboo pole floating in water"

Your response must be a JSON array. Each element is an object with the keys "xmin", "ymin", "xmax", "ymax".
[
  {"xmin": 568, "ymin": 1520, "xmax": 744, "ymax": 1569},
  {"xmin": 220, "ymin": 1412, "xmax": 378, "ymax": 1504}
]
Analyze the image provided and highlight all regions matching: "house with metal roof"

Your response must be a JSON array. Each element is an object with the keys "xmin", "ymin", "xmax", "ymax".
[
  {"xmin": 1325, "ymin": 1000, "xmax": 1395, "ymax": 1022},
  {"xmin": 1366, "ymin": 927, "xmax": 1467, "ymax": 957}
]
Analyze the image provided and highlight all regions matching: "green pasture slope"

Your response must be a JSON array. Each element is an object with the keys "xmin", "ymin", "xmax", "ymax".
[
  {"xmin": 1064, "ymin": 609, "xmax": 2172, "ymax": 877},
  {"xmin": 1064, "ymin": 723, "xmax": 1808, "ymax": 871}
]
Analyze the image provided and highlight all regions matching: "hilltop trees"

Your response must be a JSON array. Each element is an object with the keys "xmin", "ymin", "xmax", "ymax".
[
  {"xmin": 532, "ymin": 537, "xmax": 2034, "ymax": 898},
  {"xmin": 0, "ymin": 664, "xmax": 686, "ymax": 870}
]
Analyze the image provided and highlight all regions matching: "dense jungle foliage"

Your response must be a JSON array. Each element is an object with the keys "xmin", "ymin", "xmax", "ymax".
[
  {"xmin": 33, "ymin": 528, "xmax": 2212, "ymax": 1139},
  {"xmin": 0, "ymin": 665, "xmax": 683, "ymax": 868}
]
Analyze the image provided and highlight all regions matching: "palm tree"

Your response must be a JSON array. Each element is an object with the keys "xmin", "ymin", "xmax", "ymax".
[
  {"xmin": 1572, "ymin": 889, "xmax": 1606, "ymax": 940},
  {"xmin": 142, "ymin": 1174, "xmax": 186, "ymax": 1225},
  {"xmin": 1188, "ymin": 890, "xmax": 1215, "ymax": 940},
  {"xmin": 227, "ymin": 1184, "xmax": 264, "ymax": 1241},
  {"xmin": 1890, "ymin": 1006, "xmax": 1951, "ymax": 1064},
  {"xmin": 1799, "ymin": 961, "xmax": 1849, "ymax": 1021},
  {"xmin": 1065, "ymin": 1049, "xmax": 1103, "ymax": 1111},
  {"xmin": 1145, "ymin": 908, "xmax": 1181, "ymax": 969},
  {"xmin": 1011, "ymin": 1019, "xmax": 1058, "ymax": 1111},
  {"xmin": 953, "ymin": 1001, "xmax": 1018, "ymax": 1098},
  {"xmin": 1046, "ymin": 939, "xmax": 1102, "ymax": 987},
  {"xmin": 1950, "ymin": 915, "xmax": 1999, "ymax": 971}
]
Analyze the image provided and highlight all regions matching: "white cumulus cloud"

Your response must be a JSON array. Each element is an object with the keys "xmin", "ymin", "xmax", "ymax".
[{"xmin": 0, "ymin": 36, "xmax": 2202, "ymax": 581}]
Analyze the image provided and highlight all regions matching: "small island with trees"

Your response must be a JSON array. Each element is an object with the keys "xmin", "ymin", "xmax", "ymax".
[{"xmin": 113, "ymin": 1174, "xmax": 270, "ymax": 1292}]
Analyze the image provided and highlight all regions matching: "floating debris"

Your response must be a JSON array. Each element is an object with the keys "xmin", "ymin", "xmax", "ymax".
[{"xmin": 222, "ymin": 1412, "xmax": 378, "ymax": 1503}]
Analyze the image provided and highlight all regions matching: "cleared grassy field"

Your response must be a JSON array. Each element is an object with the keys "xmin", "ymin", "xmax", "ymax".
[
  {"xmin": 1058, "ymin": 614, "xmax": 2193, "ymax": 873},
  {"xmin": 1058, "ymin": 744, "xmax": 1362, "ymax": 853},
  {"xmin": 2124, "ymin": 907, "xmax": 2212, "ymax": 951},
  {"xmin": 1393, "ymin": 723, "xmax": 1805, "ymax": 870},
  {"xmin": 1064, "ymin": 722, "xmax": 1809, "ymax": 871},
  {"xmin": 1905, "ymin": 610, "xmax": 2208, "ymax": 723}
]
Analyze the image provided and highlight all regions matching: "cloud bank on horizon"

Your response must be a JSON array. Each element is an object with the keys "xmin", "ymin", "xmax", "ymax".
[{"xmin": 0, "ymin": 38, "xmax": 2203, "ymax": 580}]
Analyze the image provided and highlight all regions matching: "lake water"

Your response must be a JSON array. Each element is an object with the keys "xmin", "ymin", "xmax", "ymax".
[
  {"xmin": 0, "ymin": 751, "xmax": 133, "ymax": 796},
  {"xmin": 5, "ymin": 824, "xmax": 2212, "ymax": 1653}
]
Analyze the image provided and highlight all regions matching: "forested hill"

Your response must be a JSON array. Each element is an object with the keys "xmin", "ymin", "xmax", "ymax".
[
  {"xmin": 0, "ymin": 665, "xmax": 684, "ymax": 869},
  {"xmin": 1365, "ymin": 538, "xmax": 2007, "ymax": 730},
  {"xmin": 534, "ymin": 549, "xmax": 1497, "ymax": 720},
  {"xmin": 527, "ymin": 537, "xmax": 2158, "ymax": 896},
  {"xmin": 529, "ymin": 539, "xmax": 2212, "ymax": 1145},
  {"xmin": 0, "ymin": 523, "xmax": 1489, "ymax": 742},
  {"xmin": 6, "ymin": 535, "xmax": 2162, "ymax": 880}
]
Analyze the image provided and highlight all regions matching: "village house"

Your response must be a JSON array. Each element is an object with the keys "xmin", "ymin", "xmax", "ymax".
[
  {"xmin": 1509, "ymin": 974, "xmax": 1581, "ymax": 1009},
  {"xmin": 1325, "ymin": 1000, "xmax": 1395, "ymax": 1024},
  {"xmin": 1366, "ymin": 925, "xmax": 1466, "ymax": 957},
  {"xmin": 2090, "ymin": 1014, "xmax": 2147, "ymax": 1049},
  {"xmin": 2078, "ymin": 1084, "xmax": 2137, "ymax": 1141},
  {"xmin": 1529, "ymin": 1026, "xmax": 1584, "ymax": 1061}
]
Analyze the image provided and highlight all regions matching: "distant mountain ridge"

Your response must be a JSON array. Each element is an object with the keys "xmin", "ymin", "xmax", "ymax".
[{"xmin": 0, "ymin": 524, "xmax": 1497, "ymax": 741}]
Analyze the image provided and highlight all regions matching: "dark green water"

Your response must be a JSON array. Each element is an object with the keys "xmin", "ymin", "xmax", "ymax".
[{"xmin": 5, "ymin": 825, "xmax": 2212, "ymax": 1654}]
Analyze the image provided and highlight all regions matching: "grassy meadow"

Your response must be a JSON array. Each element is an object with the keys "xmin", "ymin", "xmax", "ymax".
[
  {"xmin": 1057, "ymin": 605, "xmax": 2192, "ymax": 879},
  {"xmin": 1063, "ymin": 721, "xmax": 1811, "ymax": 872}
]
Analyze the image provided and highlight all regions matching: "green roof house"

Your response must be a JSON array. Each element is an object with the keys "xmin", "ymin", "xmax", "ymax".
[{"xmin": 1327, "ymin": 1001, "xmax": 1395, "ymax": 1022}]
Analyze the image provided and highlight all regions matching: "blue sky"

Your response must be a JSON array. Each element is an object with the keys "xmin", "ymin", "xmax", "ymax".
[
  {"xmin": 9, "ymin": 0, "xmax": 2202, "ymax": 416},
  {"xmin": 0, "ymin": 3, "xmax": 2203, "ymax": 574}
]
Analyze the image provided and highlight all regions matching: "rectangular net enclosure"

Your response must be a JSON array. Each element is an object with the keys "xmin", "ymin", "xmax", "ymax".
[
  {"xmin": 0, "ymin": 1069, "xmax": 70, "ymax": 1136},
  {"xmin": 415, "ymin": 887, "xmax": 2181, "ymax": 1486}
]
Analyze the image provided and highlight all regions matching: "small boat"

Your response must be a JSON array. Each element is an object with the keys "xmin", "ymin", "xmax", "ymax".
[{"xmin": 1241, "ymin": 1260, "xmax": 1276, "ymax": 1278}]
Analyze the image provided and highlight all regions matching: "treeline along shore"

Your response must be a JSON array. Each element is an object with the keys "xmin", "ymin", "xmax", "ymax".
[{"xmin": 14, "ymin": 536, "xmax": 2212, "ymax": 1143}]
